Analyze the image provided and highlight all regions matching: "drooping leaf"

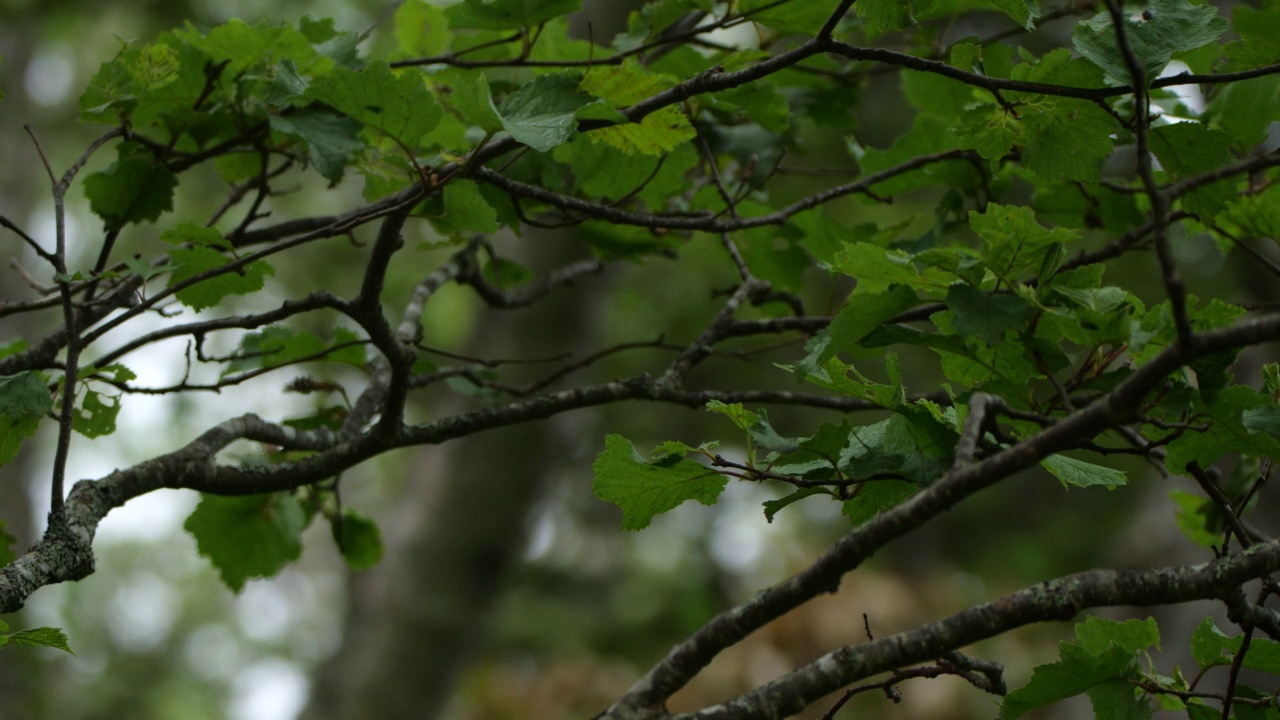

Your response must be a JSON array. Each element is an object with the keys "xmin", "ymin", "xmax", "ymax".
[
  {"xmin": 498, "ymin": 71, "xmax": 593, "ymax": 152},
  {"xmin": 1148, "ymin": 123, "xmax": 1236, "ymax": 221},
  {"xmin": 331, "ymin": 509, "xmax": 384, "ymax": 570},
  {"xmin": 0, "ymin": 372, "xmax": 53, "ymax": 419},
  {"xmin": 1041, "ymin": 454, "xmax": 1127, "ymax": 490},
  {"xmin": 1072, "ymin": 0, "xmax": 1229, "ymax": 85},
  {"xmin": 269, "ymin": 109, "xmax": 363, "ymax": 183},
  {"xmin": 592, "ymin": 434, "xmax": 726, "ymax": 530},
  {"xmin": 184, "ymin": 492, "xmax": 307, "ymax": 592},
  {"xmin": 71, "ymin": 389, "xmax": 121, "ymax": 439},
  {"xmin": 1000, "ymin": 642, "xmax": 1139, "ymax": 719},
  {"xmin": 428, "ymin": 179, "xmax": 500, "ymax": 235},
  {"xmin": 83, "ymin": 142, "xmax": 178, "ymax": 230},
  {"xmin": 4, "ymin": 626, "xmax": 74, "ymax": 654},
  {"xmin": 452, "ymin": 72, "xmax": 504, "ymax": 133},
  {"xmin": 946, "ymin": 283, "xmax": 1034, "ymax": 346}
]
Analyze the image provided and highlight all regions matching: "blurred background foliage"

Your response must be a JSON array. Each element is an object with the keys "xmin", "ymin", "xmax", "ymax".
[{"xmin": 0, "ymin": 1, "xmax": 1256, "ymax": 719}]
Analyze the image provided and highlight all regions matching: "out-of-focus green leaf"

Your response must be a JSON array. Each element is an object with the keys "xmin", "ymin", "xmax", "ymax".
[{"xmin": 184, "ymin": 492, "xmax": 307, "ymax": 592}]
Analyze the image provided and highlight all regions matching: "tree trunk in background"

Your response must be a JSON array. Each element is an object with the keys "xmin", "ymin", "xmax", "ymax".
[
  {"xmin": 299, "ymin": 5, "xmax": 654, "ymax": 717},
  {"xmin": 302, "ymin": 229, "xmax": 607, "ymax": 720}
]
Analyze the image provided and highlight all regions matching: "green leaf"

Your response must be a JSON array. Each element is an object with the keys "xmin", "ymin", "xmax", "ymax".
[
  {"xmin": 581, "ymin": 59, "xmax": 673, "ymax": 106},
  {"xmin": 429, "ymin": 179, "xmax": 500, "ymax": 235},
  {"xmin": 854, "ymin": 0, "xmax": 938, "ymax": 37},
  {"xmin": 583, "ymin": 106, "xmax": 695, "ymax": 156},
  {"xmin": 989, "ymin": 0, "xmax": 1040, "ymax": 30},
  {"xmin": 1202, "ymin": 75, "xmax": 1280, "ymax": 153},
  {"xmin": 741, "ymin": 0, "xmax": 835, "ymax": 33},
  {"xmin": 0, "ymin": 372, "xmax": 53, "ymax": 419},
  {"xmin": 1188, "ymin": 618, "xmax": 1280, "ymax": 673},
  {"xmin": 72, "ymin": 389, "xmax": 121, "ymax": 439},
  {"xmin": 6, "ymin": 627, "xmax": 74, "ymax": 654},
  {"xmin": 1072, "ymin": 0, "xmax": 1229, "ymax": 85},
  {"xmin": 1075, "ymin": 616, "xmax": 1159, "ymax": 655},
  {"xmin": 0, "ymin": 416, "xmax": 41, "ymax": 467},
  {"xmin": 1041, "ymin": 454, "xmax": 1127, "ymax": 489},
  {"xmin": 184, "ymin": 492, "xmax": 307, "ymax": 592},
  {"xmin": 393, "ymin": 0, "xmax": 453, "ymax": 58},
  {"xmin": 83, "ymin": 142, "xmax": 178, "ymax": 230},
  {"xmin": 305, "ymin": 61, "xmax": 443, "ymax": 149},
  {"xmin": 835, "ymin": 244, "xmax": 955, "ymax": 297},
  {"xmin": 1000, "ymin": 643, "xmax": 1138, "ymax": 719},
  {"xmin": 332, "ymin": 509, "xmax": 384, "ymax": 570},
  {"xmin": 227, "ymin": 325, "xmax": 363, "ymax": 374},
  {"xmin": 828, "ymin": 285, "xmax": 921, "ymax": 357},
  {"xmin": 452, "ymin": 72, "xmax": 504, "ymax": 134},
  {"xmin": 1087, "ymin": 681, "xmax": 1152, "ymax": 720},
  {"xmin": 841, "ymin": 479, "xmax": 918, "ymax": 526},
  {"xmin": 953, "ymin": 104, "xmax": 1019, "ymax": 161},
  {"xmin": 1169, "ymin": 489, "xmax": 1222, "ymax": 548},
  {"xmin": 498, "ymin": 71, "xmax": 593, "ymax": 152},
  {"xmin": 762, "ymin": 487, "xmax": 831, "ymax": 523},
  {"xmin": 445, "ymin": 0, "xmax": 582, "ymax": 29},
  {"xmin": 592, "ymin": 434, "xmax": 726, "ymax": 530},
  {"xmin": 946, "ymin": 284, "xmax": 1033, "ymax": 346},
  {"xmin": 166, "ymin": 245, "xmax": 274, "ymax": 312},
  {"xmin": 971, "ymin": 204, "xmax": 1079, "ymax": 283},
  {"xmin": 269, "ymin": 109, "xmax": 363, "ymax": 184},
  {"xmin": 1148, "ymin": 123, "xmax": 1236, "ymax": 221}
]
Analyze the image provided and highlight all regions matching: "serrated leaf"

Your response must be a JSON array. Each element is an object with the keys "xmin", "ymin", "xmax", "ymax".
[
  {"xmin": 430, "ymin": 179, "xmax": 499, "ymax": 235},
  {"xmin": 842, "ymin": 479, "xmax": 918, "ymax": 526},
  {"xmin": 184, "ymin": 492, "xmax": 306, "ymax": 592},
  {"xmin": 1087, "ymin": 680, "xmax": 1152, "ymax": 720},
  {"xmin": 270, "ymin": 109, "xmax": 363, "ymax": 183},
  {"xmin": 1041, "ymin": 454, "xmax": 1127, "ymax": 489},
  {"xmin": 738, "ymin": 0, "xmax": 832, "ymax": 32},
  {"xmin": 445, "ymin": 0, "xmax": 582, "ymax": 29},
  {"xmin": 954, "ymin": 104, "xmax": 1019, "ymax": 161},
  {"xmin": 584, "ymin": 106, "xmax": 695, "ymax": 156},
  {"xmin": 0, "ymin": 372, "xmax": 53, "ymax": 419},
  {"xmin": 1187, "ymin": 618, "xmax": 1280, "ymax": 673},
  {"xmin": 1072, "ymin": 0, "xmax": 1228, "ymax": 85},
  {"xmin": 305, "ymin": 61, "xmax": 443, "ymax": 149},
  {"xmin": 452, "ymin": 72, "xmax": 504, "ymax": 133},
  {"xmin": 947, "ymin": 284, "xmax": 1034, "ymax": 346},
  {"xmin": 83, "ymin": 142, "xmax": 177, "ymax": 230},
  {"xmin": 581, "ymin": 59, "xmax": 673, "ymax": 106},
  {"xmin": 1000, "ymin": 643, "xmax": 1138, "ymax": 719},
  {"xmin": 498, "ymin": 71, "xmax": 593, "ymax": 152},
  {"xmin": 1149, "ymin": 123, "xmax": 1236, "ymax": 221},
  {"xmin": 971, "ymin": 204, "xmax": 1079, "ymax": 282},
  {"xmin": 1075, "ymin": 617, "xmax": 1159, "ymax": 655},
  {"xmin": 6, "ymin": 627, "xmax": 74, "ymax": 654},
  {"xmin": 227, "ymin": 326, "xmax": 362, "ymax": 374},
  {"xmin": 394, "ymin": 0, "xmax": 453, "ymax": 58},
  {"xmin": 167, "ymin": 246, "xmax": 274, "ymax": 312},
  {"xmin": 332, "ymin": 509, "xmax": 384, "ymax": 569},
  {"xmin": 827, "ymin": 285, "xmax": 921, "ymax": 358},
  {"xmin": 592, "ymin": 434, "xmax": 726, "ymax": 530},
  {"xmin": 989, "ymin": 0, "xmax": 1040, "ymax": 30}
]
